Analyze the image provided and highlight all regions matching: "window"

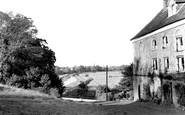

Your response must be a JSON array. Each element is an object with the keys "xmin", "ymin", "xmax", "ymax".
[
  {"xmin": 153, "ymin": 58, "xmax": 158, "ymax": 70},
  {"xmin": 176, "ymin": 36, "xmax": 183, "ymax": 51},
  {"xmin": 152, "ymin": 39, "xmax": 157, "ymax": 50},
  {"xmin": 162, "ymin": 36, "xmax": 168, "ymax": 48},
  {"xmin": 139, "ymin": 42, "xmax": 144, "ymax": 52},
  {"xmin": 176, "ymin": 56, "xmax": 185, "ymax": 72},
  {"xmin": 164, "ymin": 57, "xmax": 169, "ymax": 72}
]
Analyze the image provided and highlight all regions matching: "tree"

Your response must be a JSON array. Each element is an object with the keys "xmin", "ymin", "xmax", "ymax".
[
  {"xmin": 118, "ymin": 63, "xmax": 133, "ymax": 91},
  {"xmin": 0, "ymin": 11, "xmax": 63, "ymax": 97},
  {"xmin": 77, "ymin": 78, "xmax": 93, "ymax": 98}
]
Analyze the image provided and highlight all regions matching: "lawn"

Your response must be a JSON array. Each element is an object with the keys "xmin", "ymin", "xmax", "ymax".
[
  {"xmin": 0, "ymin": 83, "xmax": 185, "ymax": 115},
  {"xmin": 0, "ymin": 95, "xmax": 185, "ymax": 115}
]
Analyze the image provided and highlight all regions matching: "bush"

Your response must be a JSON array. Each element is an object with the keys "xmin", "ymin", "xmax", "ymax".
[
  {"xmin": 162, "ymin": 82, "xmax": 172, "ymax": 106},
  {"xmin": 118, "ymin": 63, "xmax": 133, "ymax": 92},
  {"xmin": 96, "ymin": 85, "xmax": 111, "ymax": 94},
  {"xmin": 50, "ymin": 88, "xmax": 60, "ymax": 98},
  {"xmin": 1, "ymin": 67, "xmax": 64, "ymax": 97},
  {"xmin": 142, "ymin": 84, "xmax": 151, "ymax": 101},
  {"xmin": 175, "ymin": 83, "xmax": 185, "ymax": 107}
]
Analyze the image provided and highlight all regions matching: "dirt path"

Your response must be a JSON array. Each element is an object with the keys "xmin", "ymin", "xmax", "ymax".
[{"xmin": 0, "ymin": 95, "xmax": 185, "ymax": 115}]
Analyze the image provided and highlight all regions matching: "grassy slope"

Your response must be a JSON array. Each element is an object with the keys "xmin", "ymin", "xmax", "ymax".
[
  {"xmin": 0, "ymin": 84, "xmax": 185, "ymax": 115},
  {"xmin": 0, "ymin": 96, "xmax": 185, "ymax": 115},
  {"xmin": 0, "ymin": 83, "xmax": 51, "ymax": 98}
]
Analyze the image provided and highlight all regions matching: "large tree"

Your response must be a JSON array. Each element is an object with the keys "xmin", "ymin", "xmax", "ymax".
[{"xmin": 0, "ymin": 11, "xmax": 63, "ymax": 96}]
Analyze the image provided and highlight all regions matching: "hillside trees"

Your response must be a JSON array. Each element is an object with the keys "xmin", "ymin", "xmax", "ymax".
[
  {"xmin": 0, "ymin": 12, "xmax": 63, "ymax": 97},
  {"xmin": 56, "ymin": 65, "xmax": 125, "ymax": 75}
]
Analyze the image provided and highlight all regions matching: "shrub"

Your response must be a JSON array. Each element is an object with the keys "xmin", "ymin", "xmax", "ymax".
[
  {"xmin": 153, "ymin": 86, "xmax": 162, "ymax": 104},
  {"xmin": 96, "ymin": 85, "xmax": 111, "ymax": 93},
  {"xmin": 175, "ymin": 83, "xmax": 185, "ymax": 107},
  {"xmin": 162, "ymin": 82, "xmax": 172, "ymax": 106},
  {"xmin": 118, "ymin": 63, "xmax": 133, "ymax": 92},
  {"xmin": 49, "ymin": 88, "xmax": 60, "ymax": 98},
  {"xmin": 1, "ymin": 67, "xmax": 64, "ymax": 97},
  {"xmin": 142, "ymin": 84, "xmax": 151, "ymax": 101}
]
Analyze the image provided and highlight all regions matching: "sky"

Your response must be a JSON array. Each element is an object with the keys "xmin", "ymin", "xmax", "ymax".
[{"xmin": 0, "ymin": 0, "xmax": 163, "ymax": 67}]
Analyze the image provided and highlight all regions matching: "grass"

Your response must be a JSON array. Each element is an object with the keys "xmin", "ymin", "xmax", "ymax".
[
  {"xmin": 86, "ymin": 71, "xmax": 122, "ymax": 88},
  {"xmin": 62, "ymin": 71, "xmax": 123, "ymax": 89},
  {"xmin": 0, "ymin": 83, "xmax": 51, "ymax": 98},
  {"xmin": 0, "ymin": 96, "xmax": 185, "ymax": 115},
  {"xmin": 0, "ymin": 84, "xmax": 185, "ymax": 114}
]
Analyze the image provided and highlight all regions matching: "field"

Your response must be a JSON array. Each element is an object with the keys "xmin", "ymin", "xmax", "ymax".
[
  {"xmin": 61, "ymin": 71, "xmax": 123, "ymax": 89},
  {"xmin": 85, "ymin": 71, "xmax": 122, "ymax": 88}
]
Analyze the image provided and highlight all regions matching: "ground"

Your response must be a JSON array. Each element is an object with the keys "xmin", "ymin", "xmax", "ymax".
[{"xmin": 0, "ymin": 95, "xmax": 185, "ymax": 115}]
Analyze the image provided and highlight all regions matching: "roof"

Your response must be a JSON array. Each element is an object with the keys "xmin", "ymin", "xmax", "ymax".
[
  {"xmin": 131, "ymin": 2, "xmax": 185, "ymax": 41},
  {"xmin": 176, "ymin": 0, "xmax": 185, "ymax": 3}
]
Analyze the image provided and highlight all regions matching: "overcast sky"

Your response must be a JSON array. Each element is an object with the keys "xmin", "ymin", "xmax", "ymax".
[{"xmin": 0, "ymin": 0, "xmax": 163, "ymax": 67}]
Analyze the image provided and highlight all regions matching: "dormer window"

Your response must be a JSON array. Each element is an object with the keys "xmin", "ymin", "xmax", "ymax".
[
  {"xmin": 152, "ymin": 39, "xmax": 157, "ymax": 50},
  {"xmin": 163, "ymin": 35, "xmax": 168, "ymax": 48}
]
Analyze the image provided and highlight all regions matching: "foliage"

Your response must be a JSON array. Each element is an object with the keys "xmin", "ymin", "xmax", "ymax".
[
  {"xmin": 0, "ymin": 12, "xmax": 63, "ymax": 97},
  {"xmin": 162, "ymin": 81, "xmax": 172, "ymax": 106},
  {"xmin": 55, "ymin": 65, "xmax": 126, "ymax": 75},
  {"xmin": 77, "ymin": 82, "xmax": 89, "ymax": 98},
  {"xmin": 142, "ymin": 84, "xmax": 151, "ymax": 101},
  {"xmin": 77, "ymin": 78, "xmax": 93, "ymax": 98},
  {"xmin": 118, "ymin": 63, "xmax": 133, "ymax": 91},
  {"xmin": 96, "ymin": 85, "xmax": 111, "ymax": 93},
  {"xmin": 174, "ymin": 83, "xmax": 185, "ymax": 107},
  {"xmin": 153, "ymin": 86, "xmax": 162, "ymax": 105},
  {"xmin": 121, "ymin": 63, "xmax": 133, "ymax": 77}
]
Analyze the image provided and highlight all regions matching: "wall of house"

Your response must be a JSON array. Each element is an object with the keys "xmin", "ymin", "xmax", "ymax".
[{"xmin": 132, "ymin": 23, "xmax": 185, "ymax": 101}]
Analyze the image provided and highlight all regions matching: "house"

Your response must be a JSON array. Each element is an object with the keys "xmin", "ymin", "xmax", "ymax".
[{"xmin": 131, "ymin": 0, "xmax": 185, "ymax": 106}]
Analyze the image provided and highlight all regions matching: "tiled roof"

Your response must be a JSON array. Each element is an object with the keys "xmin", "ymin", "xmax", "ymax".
[{"xmin": 131, "ymin": 3, "xmax": 185, "ymax": 41}]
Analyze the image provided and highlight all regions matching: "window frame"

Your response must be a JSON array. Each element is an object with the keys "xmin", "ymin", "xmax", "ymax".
[
  {"xmin": 162, "ymin": 35, "xmax": 168, "ymax": 48},
  {"xmin": 152, "ymin": 39, "xmax": 157, "ymax": 50},
  {"xmin": 163, "ymin": 57, "xmax": 169, "ymax": 72},
  {"xmin": 176, "ymin": 56, "xmax": 185, "ymax": 72},
  {"xmin": 153, "ymin": 58, "xmax": 158, "ymax": 70},
  {"xmin": 176, "ymin": 36, "xmax": 184, "ymax": 51}
]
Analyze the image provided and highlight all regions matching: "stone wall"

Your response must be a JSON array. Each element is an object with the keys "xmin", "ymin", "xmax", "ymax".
[{"xmin": 132, "ymin": 23, "xmax": 185, "ymax": 102}]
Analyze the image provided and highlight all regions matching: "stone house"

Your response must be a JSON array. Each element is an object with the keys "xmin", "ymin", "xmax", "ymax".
[{"xmin": 131, "ymin": 0, "xmax": 185, "ymax": 106}]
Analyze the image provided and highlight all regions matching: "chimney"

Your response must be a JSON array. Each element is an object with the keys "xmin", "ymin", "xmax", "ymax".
[
  {"xmin": 163, "ymin": 0, "xmax": 177, "ymax": 17},
  {"xmin": 168, "ymin": 0, "xmax": 177, "ymax": 17},
  {"xmin": 163, "ymin": 0, "xmax": 169, "ymax": 9}
]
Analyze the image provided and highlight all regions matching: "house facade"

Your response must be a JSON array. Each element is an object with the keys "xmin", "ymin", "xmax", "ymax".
[{"xmin": 131, "ymin": 0, "xmax": 185, "ymax": 105}]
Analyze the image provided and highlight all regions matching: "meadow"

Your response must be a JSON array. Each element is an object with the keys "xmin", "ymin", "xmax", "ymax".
[{"xmin": 80, "ymin": 71, "xmax": 123, "ymax": 88}]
